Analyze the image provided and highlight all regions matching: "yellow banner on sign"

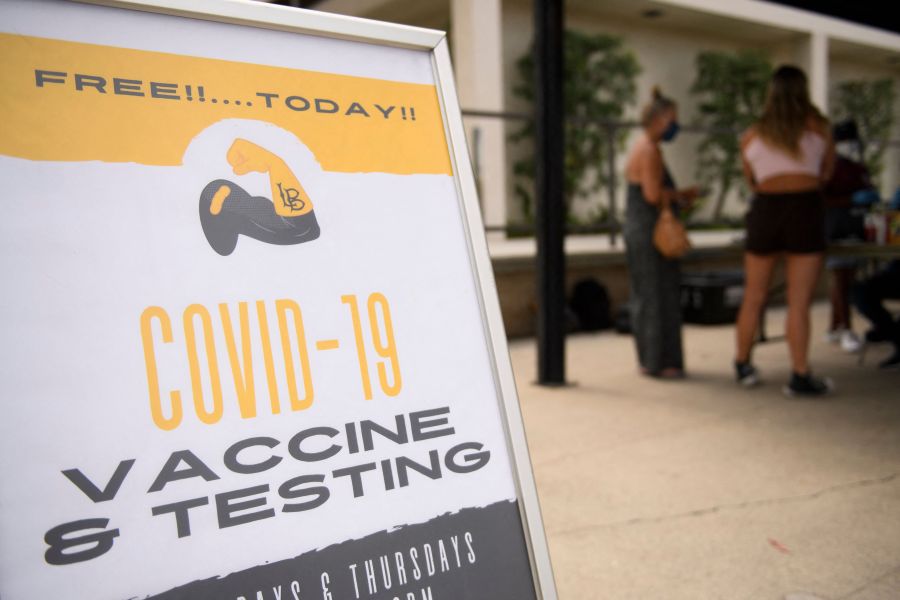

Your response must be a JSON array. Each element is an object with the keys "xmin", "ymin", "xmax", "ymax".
[{"xmin": 0, "ymin": 33, "xmax": 452, "ymax": 175}]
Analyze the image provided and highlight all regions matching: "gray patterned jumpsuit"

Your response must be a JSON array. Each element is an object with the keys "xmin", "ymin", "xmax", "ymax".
[{"xmin": 623, "ymin": 169, "xmax": 684, "ymax": 374}]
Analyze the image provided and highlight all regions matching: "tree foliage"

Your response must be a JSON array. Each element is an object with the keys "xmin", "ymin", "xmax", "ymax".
[
  {"xmin": 511, "ymin": 30, "xmax": 640, "ymax": 224},
  {"xmin": 831, "ymin": 79, "xmax": 896, "ymax": 187},
  {"xmin": 690, "ymin": 50, "xmax": 771, "ymax": 220}
]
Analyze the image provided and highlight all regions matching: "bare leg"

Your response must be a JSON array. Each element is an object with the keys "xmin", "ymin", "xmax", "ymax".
[
  {"xmin": 736, "ymin": 252, "xmax": 779, "ymax": 363},
  {"xmin": 829, "ymin": 266, "xmax": 855, "ymax": 330},
  {"xmin": 785, "ymin": 253, "xmax": 824, "ymax": 374}
]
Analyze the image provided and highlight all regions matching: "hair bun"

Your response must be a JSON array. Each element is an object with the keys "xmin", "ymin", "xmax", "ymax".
[{"xmin": 641, "ymin": 86, "xmax": 676, "ymax": 127}]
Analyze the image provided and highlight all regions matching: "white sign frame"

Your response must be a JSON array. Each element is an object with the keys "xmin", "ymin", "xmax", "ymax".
[{"xmin": 5, "ymin": 0, "xmax": 558, "ymax": 597}]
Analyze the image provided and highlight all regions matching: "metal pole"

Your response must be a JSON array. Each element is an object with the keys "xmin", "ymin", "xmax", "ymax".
[
  {"xmin": 606, "ymin": 123, "xmax": 618, "ymax": 248},
  {"xmin": 534, "ymin": 0, "xmax": 566, "ymax": 385}
]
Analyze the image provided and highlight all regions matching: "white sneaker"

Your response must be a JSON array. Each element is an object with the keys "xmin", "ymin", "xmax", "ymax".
[
  {"xmin": 840, "ymin": 330, "xmax": 862, "ymax": 353},
  {"xmin": 825, "ymin": 329, "xmax": 843, "ymax": 344}
]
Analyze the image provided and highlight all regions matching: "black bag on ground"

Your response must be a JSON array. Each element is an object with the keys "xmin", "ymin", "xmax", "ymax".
[
  {"xmin": 680, "ymin": 270, "xmax": 744, "ymax": 325},
  {"xmin": 613, "ymin": 303, "xmax": 632, "ymax": 334},
  {"xmin": 570, "ymin": 278, "xmax": 612, "ymax": 331}
]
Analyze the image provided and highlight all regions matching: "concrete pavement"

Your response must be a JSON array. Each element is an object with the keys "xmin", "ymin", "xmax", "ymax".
[{"xmin": 510, "ymin": 302, "xmax": 900, "ymax": 600}]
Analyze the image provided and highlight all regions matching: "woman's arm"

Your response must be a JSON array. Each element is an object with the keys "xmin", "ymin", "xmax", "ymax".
[
  {"xmin": 639, "ymin": 145, "xmax": 675, "ymax": 205},
  {"xmin": 819, "ymin": 126, "xmax": 836, "ymax": 185},
  {"xmin": 739, "ymin": 129, "xmax": 757, "ymax": 193},
  {"xmin": 675, "ymin": 186, "xmax": 701, "ymax": 206}
]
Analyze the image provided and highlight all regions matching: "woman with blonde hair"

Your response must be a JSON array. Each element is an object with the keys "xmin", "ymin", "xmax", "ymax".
[
  {"xmin": 624, "ymin": 87, "xmax": 700, "ymax": 378},
  {"xmin": 735, "ymin": 65, "xmax": 836, "ymax": 396}
]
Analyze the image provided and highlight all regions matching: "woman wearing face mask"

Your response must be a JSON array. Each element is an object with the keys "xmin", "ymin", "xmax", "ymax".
[
  {"xmin": 624, "ymin": 87, "xmax": 700, "ymax": 378},
  {"xmin": 735, "ymin": 65, "xmax": 836, "ymax": 396}
]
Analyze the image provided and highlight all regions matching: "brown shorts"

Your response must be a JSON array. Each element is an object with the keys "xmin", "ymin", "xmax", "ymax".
[{"xmin": 745, "ymin": 190, "xmax": 826, "ymax": 254}]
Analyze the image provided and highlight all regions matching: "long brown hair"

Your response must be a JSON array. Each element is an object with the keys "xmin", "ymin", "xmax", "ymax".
[
  {"xmin": 641, "ymin": 86, "xmax": 676, "ymax": 128},
  {"xmin": 757, "ymin": 65, "xmax": 824, "ymax": 156}
]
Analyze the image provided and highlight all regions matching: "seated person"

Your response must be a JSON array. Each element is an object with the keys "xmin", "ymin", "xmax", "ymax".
[
  {"xmin": 822, "ymin": 119, "xmax": 877, "ymax": 353},
  {"xmin": 851, "ymin": 260, "xmax": 900, "ymax": 369}
]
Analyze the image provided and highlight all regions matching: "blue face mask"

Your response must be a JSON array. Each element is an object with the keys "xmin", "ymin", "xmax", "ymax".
[{"xmin": 662, "ymin": 120, "xmax": 680, "ymax": 142}]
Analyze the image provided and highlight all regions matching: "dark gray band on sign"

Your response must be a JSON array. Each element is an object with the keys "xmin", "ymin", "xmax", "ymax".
[{"xmin": 142, "ymin": 500, "xmax": 537, "ymax": 600}]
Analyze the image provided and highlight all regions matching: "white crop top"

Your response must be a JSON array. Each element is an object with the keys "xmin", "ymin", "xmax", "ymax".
[{"xmin": 744, "ymin": 130, "xmax": 827, "ymax": 183}]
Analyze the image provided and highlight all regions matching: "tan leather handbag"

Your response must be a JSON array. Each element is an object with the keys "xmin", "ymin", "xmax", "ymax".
[{"xmin": 653, "ymin": 198, "xmax": 691, "ymax": 258}]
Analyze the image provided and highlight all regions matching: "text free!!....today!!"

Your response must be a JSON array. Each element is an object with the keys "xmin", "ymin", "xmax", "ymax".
[{"xmin": 34, "ymin": 70, "xmax": 419, "ymax": 119}]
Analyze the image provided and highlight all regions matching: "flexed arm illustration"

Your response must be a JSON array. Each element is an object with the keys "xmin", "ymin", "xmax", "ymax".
[
  {"xmin": 224, "ymin": 139, "xmax": 313, "ymax": 217},
  {"xmin": 200, "ymin": 138, "xmax": 320, "ymax": 256}
]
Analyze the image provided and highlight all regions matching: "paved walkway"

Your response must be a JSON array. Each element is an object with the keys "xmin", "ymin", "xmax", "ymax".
[{"xmin": 510, "ymin": 302, "xmax": 900, "ymax": 600}]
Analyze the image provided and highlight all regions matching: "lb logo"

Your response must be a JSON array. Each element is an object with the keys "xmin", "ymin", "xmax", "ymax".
[
  {"xmin": 199, "ymin": 139, "xmax": 320, "ymax": 255},
  {"xmin": 277, "ymin": 182, "xmax": 307, "ymax": 213}
]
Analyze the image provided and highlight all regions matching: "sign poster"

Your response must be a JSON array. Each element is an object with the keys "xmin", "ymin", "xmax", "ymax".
[{"xmin": 0, "ymin": 1, "xmax": 552, "ymax": 599}]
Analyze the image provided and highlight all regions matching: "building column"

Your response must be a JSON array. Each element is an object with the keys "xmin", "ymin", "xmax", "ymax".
[
  {"xmin": 794, "ymin": 31, "xmax": 829, "ymax": 111},
  {"xmin": 810, "ymin": 31, "xmax": 829, "ymax": 112},
  {"xmin": 451, "ymin": 0, "xmax": 507, "ymax": 237}
]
